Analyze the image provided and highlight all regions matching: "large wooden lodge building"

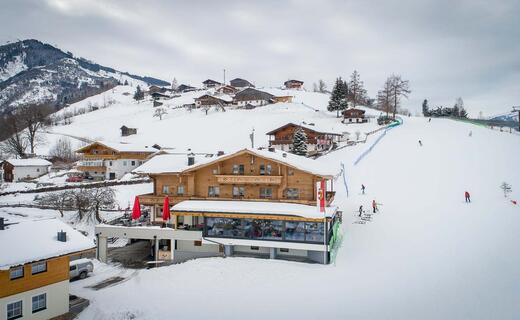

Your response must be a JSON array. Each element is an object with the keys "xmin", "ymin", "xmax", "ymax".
[{"xmin": 107, "ymin": 148, "xmax": 341, "ymax": 264}]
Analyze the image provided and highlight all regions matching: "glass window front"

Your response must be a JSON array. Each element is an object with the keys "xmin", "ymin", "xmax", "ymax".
[
  {"xmin": 32, "ymin": 293, "xmax": 46, "ymax": 313},
  {"xmin": 177, "ymin": 185, "xmax": 185, "ymax": 196},
  {"xmin": 232, "ymin": 164, "xmax": 245, "ymax": 175},
  {"xmin": 7, "ymin": 301, "xmax": 22, "ymax": 319},
  {"xmin": 305, "ymin": 222, "xmax": 324, "ymax": 242},
  {"xmin": 232, "ymin": 186, "xmax": 245, "ymax": 198},
  {"xmin": 206, "ymin": 217, "xmax": 252, "ymax": 238},
  {"xmin": 285, "ymin": 221, "xmax": 305, "ymax": 241},
  {"xmin": 286, "ymin": 188, "xmax": 299, "ymax": 199}
]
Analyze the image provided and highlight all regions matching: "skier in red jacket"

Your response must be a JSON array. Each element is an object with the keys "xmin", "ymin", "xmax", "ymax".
[
  {"xmin": 372, "ymin": 200, "xmax": 378, "ymax": 213},
  {"xmin": 465, "ymin": 191, "xmax": 471, "ymax": 203}
]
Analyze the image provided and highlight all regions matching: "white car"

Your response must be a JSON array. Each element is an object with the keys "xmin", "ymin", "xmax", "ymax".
[{"xmin": 69, "ymin": 258, "xmax": 94, "ymax": 280}]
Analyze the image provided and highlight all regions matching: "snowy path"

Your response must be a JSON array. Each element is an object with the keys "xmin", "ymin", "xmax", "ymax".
[{"xmin": 71, "ymin": 117, "xmax": 520, "ymax": 320}]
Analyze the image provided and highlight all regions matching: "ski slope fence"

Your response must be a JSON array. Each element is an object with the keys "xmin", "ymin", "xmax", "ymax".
[{"xmin": 353, "ymin": 117, "xmax": 403, "ymax": 166}]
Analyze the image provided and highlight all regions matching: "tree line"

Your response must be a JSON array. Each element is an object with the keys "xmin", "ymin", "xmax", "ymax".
[{"xmin": 422, "ymin": 97, "xmax": 468, "ymax": 118}]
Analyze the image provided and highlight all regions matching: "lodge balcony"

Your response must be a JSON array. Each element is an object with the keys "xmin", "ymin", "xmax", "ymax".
[
  {"xmin": 138, "ymin": 191, "xmax": 336, "ymax": 207},
  {"xmin": 215, "ymin": 175, "xmax": 283, "ymax": 185}
]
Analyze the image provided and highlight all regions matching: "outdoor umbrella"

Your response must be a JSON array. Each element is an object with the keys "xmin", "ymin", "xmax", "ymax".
[
  {"xmin": 131, "ymin": 196, "xmax": 141, "ymax": 220},
  {"xmin": 162, "ymin": 196, "xmax": 171, "ymax": 222}
]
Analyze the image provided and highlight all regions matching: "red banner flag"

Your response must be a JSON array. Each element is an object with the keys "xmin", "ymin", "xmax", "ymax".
[
  {"xmin": 162, "ymin": 196, "xmax": 171, "ymax": 221},
  {"xmin": 131, "ymin": 196, "xmax": 141, "ymax": 220},
  {"xmin": 317, "ymin": 179, "xmax": 326, "ymax": 213}
]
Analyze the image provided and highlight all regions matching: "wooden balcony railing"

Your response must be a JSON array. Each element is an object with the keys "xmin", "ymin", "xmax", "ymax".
[{"xmin": 215, "ymin": 175, "xmax": 283, "ymax": 185}]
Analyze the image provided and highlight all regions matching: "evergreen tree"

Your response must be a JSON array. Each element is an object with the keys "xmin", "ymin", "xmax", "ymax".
[
  {"xmin": 124, "ymin": 79, "xmax": 129, "ymax": 86},
  {"xmin": 328, "ymin": 77, "xmax": 344, "ymax": 117},
  {"xmin": 422, "ymin": 99, "xmax": 430, "ymax": 116},
  {"xmin": 459, "ymin": 107, "xmax": 468, "ymax": 118},
  {"xmin": 347, "ymin": 70, "xmax": 367, "ymax": 108},
  {"xmin": 133, "ymin": 85, "xmax": 144, "ymax": 102},
  {"xmin": 291, "ymin": 126, "xmax": 308, "ymax": 156}
]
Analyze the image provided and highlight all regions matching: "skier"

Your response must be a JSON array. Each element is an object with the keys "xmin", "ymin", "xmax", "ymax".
[
  {"xmin": 372, "ymin": 199, "xmax": 378, "ymax": 213},
  {"xmin": 418, "ymin": 140, "xmax": 423, "ymax": 146},
  {"xmin": 465, "ymin": 191, "xmax": 471, "ymax": 203},
  {"xmin": 361, "ymin": 184, "xmax": 366, "ymax": 195},
  {"xmin": 358, "ymin": 205, "xmax": 364, "ymax": 217},
  {"xmin": 428, "ymin": 118, "xmax": 432, "ymax": 122},
  {"xmin": 469, "ymin": 130, "xmax": 473, "ymax": 137}
]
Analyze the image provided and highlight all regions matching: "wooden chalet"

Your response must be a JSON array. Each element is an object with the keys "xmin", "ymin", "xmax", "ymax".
[
  {"xmin": 202, "ymin": 79, "xmax": 222, "ymax": 89},
  {"xmin": 120, "ymin": 125, "xmax": 137, "ymax": 136},
  {"xmin": 75, "ymin": 141, "xmax": 156, "ymax": 180},
  {"xmin": 129, "ymin": 148, "xmax": 340, "ymax": 264},
  {"xmin": 230, "ymin": 78, "xmax": 254, "ymax": 88},
  {"xmin": 1, "ymin": 158, "xmax": 52, "ymax": 182},
  {"xmin": 284, "ymin": 79, "xmax": 304, "ymax": 90},
  {"xmin": 342, "ymin": 108, "xmax": 367, "ymax": 123},
  {"xmin": 233, "ymin": 88, "xmax": 274, "ymax": 107},
  {"xmin": 216, "ymin": 85, "xmax": 239, "ymax": 95},
  {"xmin": 266, "ymin": 123, "xmax": 342, "ymax": 154},
  {"xmin": 176, "ymin": 84, "xmax": 197, "ymax": 93},
  {"xmin": 194, "ymin": 94, "xmax": 231, "ymax": 108},
  {"xmin": 272, "ymin": 95, "xmax": 293, "ymax": 103}
]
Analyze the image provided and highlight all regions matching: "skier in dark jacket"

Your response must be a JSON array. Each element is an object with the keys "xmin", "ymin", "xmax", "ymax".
[
  {"xmin": 358, "ymin": 205, "xmax": 364, "ymax": 217},
  {"xmin": 361, "ymin": 184, "xmax": 366, "ymax": 194},
  {"xmin": 418, "ymin": 140, "xmax": 423, "ymax": 146},
  {"xmin": 465, "ymin": 191, "xmax": 471, "ymax": 203}
]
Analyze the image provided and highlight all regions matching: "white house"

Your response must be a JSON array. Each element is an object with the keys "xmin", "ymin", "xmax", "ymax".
[{"xmin": 1, "ymin": 159, "xmax": 52, "ymax": 182}]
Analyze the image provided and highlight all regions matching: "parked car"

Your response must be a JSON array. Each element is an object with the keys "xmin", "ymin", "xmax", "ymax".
[
  {"xmin": 69, "ymin": 259, "xmax": 94, "ymax": 280},
  {"xmin": 66, "ymin": 175, "xmax": 83, "ymax": 183}
]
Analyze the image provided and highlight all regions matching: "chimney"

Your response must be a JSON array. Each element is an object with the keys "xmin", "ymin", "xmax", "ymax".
[
  {"xmin": 57, "ymin": 230, "xmax": 67, "ymax": 242},
  {"xmin": 282, "ymin": 152, "xmax": 287, "ymax": 158},
  {"xmin": 268, "ymin": 147, "xmax": 275, "ymax": 152},
  {"xmin": 217, "ymin": 151, "xmax": 225, "ymax": 156},
  {"xmin": 187, "ymin": 153, "xmax": 195, "ymax": 166}
]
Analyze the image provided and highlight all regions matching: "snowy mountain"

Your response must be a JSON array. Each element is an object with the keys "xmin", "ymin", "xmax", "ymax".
[{"xmin": 0, "ymin": 39, "xmax": 169, "ymax": 114}]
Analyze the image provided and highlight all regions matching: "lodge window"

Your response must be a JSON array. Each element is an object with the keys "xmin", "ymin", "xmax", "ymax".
[
  {"xmin": 232, "ymin": 186, "xmax": 245, "ymax": 198},
  {"xmin": 259, "ymin": 164, "xmax": 272, "ymax": 175},
  {"xmin": 162, "ymin": 185, "xmax": 169, "ymax": 194},
  {"xmin": 109, "ymin": 161, "xmax": 113, "ymax": 166},
  {"xmin": 305, "ymin": 222, "xmax": 325, "ymax": 242},
  {"xmin": 7, "ymin": 300, "xmax": 22, "ymax": 320},
  {"xmin": 9, "ymin": 266, "xmax": 24, "ymax": 280},
  {"xmin": 194, "ymin": 240, "xmax": 202, "ymax": 247},
  {"xmin": 32, "ymin": 293, "xmax": 46, "ymax": 313},
  {"xmin": 131, "ymin": 161, "xmax": 136, "ymax": 166},
  {"xmin": 286, "ymin": 188, "xmax": 299, "ymax": 199},
  {"xmin": 254, "ymin": 220, "xmax": 283, "ymax": 240},
  {"xmin": 208, "ymin": 186, "xmax": 220, "ymax": 197},
  {"xmin": 177, "ymin": 185, "xmax": 185, "ymax": 196},
  {"xmin": 250, "ymin": 246, "xmax": 259, "ymax": 251},
  {"xmin": 232, "ymin": 164, "xmax": 244, "ymax": 175},
  {"xmin": 285, "ymin": 221, "xmax": 305, "ymax": 241},
  {"xmin": 280, "ymin": 248, "xmax": 289, "ymax": 253},
  {"xmin": 288, "ymin": 170, "xmax": 294, "ymax": 176},
  {"xmin": 31, "ymin": 261, "xmax": 47, "ymax": 275},
  {"xmin": 206, "ymin": 217, "xmax": 252, "ymax": 238},
  {"xmin": 259, "ymin": 187, "xmax": 272, "ymax": 199},
  {"xmin": 123, "ymin": 161, "xmax": 127, "ymax": 166}
]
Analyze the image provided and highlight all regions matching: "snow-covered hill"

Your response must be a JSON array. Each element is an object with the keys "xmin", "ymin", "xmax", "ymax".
[{"xmin": 66, "ymin": 109, "xmax": 520, "ymax": 320}]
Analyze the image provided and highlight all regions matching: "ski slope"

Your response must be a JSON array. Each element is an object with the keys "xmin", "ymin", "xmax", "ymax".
[{"xmin": 70, "ymin": 115, "xmax": 520, "ymax": 320}]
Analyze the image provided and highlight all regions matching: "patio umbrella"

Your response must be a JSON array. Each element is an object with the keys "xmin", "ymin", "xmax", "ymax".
[
  {"xmin": 131, "ymin": 196, "xmax": 141, "ymax": 220},
  {"xmin": 162, "ymin": 196, "xmax": 171, "ymax": 221}
]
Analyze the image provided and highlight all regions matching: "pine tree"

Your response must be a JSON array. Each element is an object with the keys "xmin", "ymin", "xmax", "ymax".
[
  {"xmin": 348, "ymin": 70, "xmax": 367, "ymax": 108},
  {"xmin": 124, "ymin": 79, "xmax": 129, "ymax": 86},
  {"xmin": 291, "ymin": 126, "xmax": 308, "ymax": 156},
  {"xmin": 422, "ymin": 99, "xmax": 430, "ymax": 116},
  {"xmin": 133, "ymin": 85, "xmax": 144, "ymax": 102},
  {"xmin": 328, "ymin": 77, "xmax": 344, "ymax": 117}
]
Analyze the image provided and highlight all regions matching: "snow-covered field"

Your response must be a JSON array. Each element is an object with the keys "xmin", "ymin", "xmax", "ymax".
[
  {"xmin": 2, "ymin": 87, "xmax": 519, "ymax": 319},
  {"xmin": 66, "ymin": 115, "xmax": 519, "ymax": 320}
]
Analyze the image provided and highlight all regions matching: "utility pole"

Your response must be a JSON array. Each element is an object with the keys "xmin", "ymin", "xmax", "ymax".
[{"xmin": 513, "ymin": 106, "xmax": 520, "ymax": 132}]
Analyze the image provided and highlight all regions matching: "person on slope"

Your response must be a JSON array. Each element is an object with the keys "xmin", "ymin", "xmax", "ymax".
[
  {"xmin": 465, "ymin": 191, "xmax": 471, "ymax": 203},
  {"xmin": 372, "ymin": 200, "xmax": 379, "ymax": 213},
  {"xmin": 358, "ymin": 205, "xmax": 364, "ymax": 217},
  {"xmin": 361, "ymin": 184, "xmax": 366, "ymax": 195},
  {"xmin": 418, "ymin": 140, "xmax": 423, "ymax": 146},
  {"xmin": 469, "ymin": 130, "xmax": 473, "ymax": 137}
]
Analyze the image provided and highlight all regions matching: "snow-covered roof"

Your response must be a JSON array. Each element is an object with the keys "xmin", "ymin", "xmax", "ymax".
[
  {"xmin": 133, "ymin": 153, "xmax": 216, "ymax": 175},
  {"xmin": 76, "ymin": 141, "xmax": 157, "ymax": 153},
  {"xmin": 133, "ymin": 148, "xmax": 338, "ymax": 177},
  {"xmin": 0, "ymin": 218, "xmax": 95, "ymax": 270},
  {"xmin": 172, "ymin": 200, "xmax": 337, "ymax": 219},
  {"xmin": 4, "ymin": 158, "xmax": 52, "ymax": 167},
  {"xmin": 266, "ymin": 122, "xmax": 343, "ymax": 136}
]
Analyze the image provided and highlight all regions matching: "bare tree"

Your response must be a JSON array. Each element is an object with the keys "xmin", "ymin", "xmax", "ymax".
[
  {"xmin": 318, "ymin": 79, "xmax": 327, "ymax": 93},
  {"xmin": 387, "ymin": 74, "xmax": 411, "ymax": 120},
  {"xmin": 313, "ymin": 82, "xmax": 319, "ymax": 92},
  {"xmin": 17, "ymin": 104, "xmax": 50, "ymax": 154},
  {"xmin": 376, "ymin": 78, "xmax": 392, "ymax": 117},
  {"xmin": 0, "ymin": 114, "xmax": 28, "ymax": 157},
  {"xmin": 202, "ymin": 104, "xmax": 211, "ymax": 115},
  {"xmin": 49, "ymin": 137, "xmax": 76, "ymax": 162},
  {"xmin": 153, "ymin": 107, "xmax": 168, "ymax": 120},
  {"xmin": 70, "ymin": 188, "xmax": 91, "ymax": 220},
  {"xmin": 36, "ymin": 191, "xmax": 74, "ymax": 217},
  {"xmin": 86, "ymin": 187, "xmax": 116, "ymax": 222},
  {"xmin": 348, "ymin": 70, "xmax": 368, "ymax": 108}
]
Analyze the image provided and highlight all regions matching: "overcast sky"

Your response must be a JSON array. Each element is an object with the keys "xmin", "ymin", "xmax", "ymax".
[{"xmin": 1, "ymin": 0, "xmax": 519, "ymax": 116}]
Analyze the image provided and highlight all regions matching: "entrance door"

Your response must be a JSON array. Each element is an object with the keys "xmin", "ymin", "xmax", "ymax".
[{"xmin": 109, "ymin": 172, "xmax": 116, "ymax": 180}]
